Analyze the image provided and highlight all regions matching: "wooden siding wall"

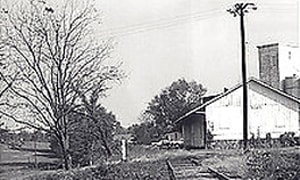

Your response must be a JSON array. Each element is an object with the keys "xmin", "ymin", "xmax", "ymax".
[
  {"xmin": 182, "ymin": 114, "xmax": 205, "ymax": 148},
  {"xmin": 249, "ymin": 83, "xmax": 300, "ymax": 137},
  {"xmin": 206, "ymin": 82, "xmax": 300, "ymax": 140}
]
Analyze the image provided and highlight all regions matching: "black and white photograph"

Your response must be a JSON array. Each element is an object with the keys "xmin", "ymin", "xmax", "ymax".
[{"xmin": 0, "ymin": 0, "xmax": 299, "ymax": 179}]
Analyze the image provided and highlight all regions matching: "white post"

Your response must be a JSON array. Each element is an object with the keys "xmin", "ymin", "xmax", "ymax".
[{"xmin": 121, "ymin": 139, "xmax": 127, "ymax": 162}]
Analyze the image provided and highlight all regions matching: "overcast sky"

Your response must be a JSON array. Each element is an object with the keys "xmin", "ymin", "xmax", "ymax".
[
  {"xmin": 1, "ymin": 0, "xmax": 297, "ymax": 129},
  {"xmin": 93, "ymin": 0, "xmax": 299, "ymax": 127}
]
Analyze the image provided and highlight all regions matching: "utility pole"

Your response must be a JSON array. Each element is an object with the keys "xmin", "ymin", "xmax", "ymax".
[{"xmin": 227, "ymin": 3, "xmax": 257, "ymax": 150}]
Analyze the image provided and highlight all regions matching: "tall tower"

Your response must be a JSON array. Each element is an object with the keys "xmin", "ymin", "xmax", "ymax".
[
  {"xmin": 257, "ymin": 1, "xmax": 300, "ymax": 97},
  {"xmin": 257, "ymin": 43, "xmax": 300, "ymax": 91},
  {"xmin": 257, "ymin": 43, "xmax": 280, "ymax": 89}
]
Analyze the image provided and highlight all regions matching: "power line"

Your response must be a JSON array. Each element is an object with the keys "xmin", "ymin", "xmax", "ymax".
[
  {"xmin": 113, "ymin": 14, "xmax": 224, "ymax": 37},
  {"xmin": 103, "ymin": 8, "xmax": 222, "ymax": 33},
  {"xmin": 99, "ymin": 4, "xmax": 296, "ymax": 38},
  {"xmin": 1, "ymin": 4, "xmax": 296, "ymax": 38},
  {"xmin": 1, "ymin": 8, "xmax": 224, "ymax": 37},
  {"xmin": 262, "ymin": 2, "xmax": 296, "ymax": 6},
  {"xmin": 262, "ymin": 10, "xmax": 296, "ymax": 13},
  {"xmin": 97, "ymin": 10, "xmax": 224, "ymax": 37},
  {"xmin": 1, "ymin": 10, "xmax": 224, "ymax": 39},
  {"xmin": 262, "ymin": 6, "xmax": 297, "ymax": 9}
]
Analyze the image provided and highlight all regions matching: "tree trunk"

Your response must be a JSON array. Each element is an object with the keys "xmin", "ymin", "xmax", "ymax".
[
  {"xmin": 102, "ymin": 138, "xmax": 112, "ymax": 157},
  {"xmin": 59, "ymin": 135, "xmax": 70, "ymax": 170}
]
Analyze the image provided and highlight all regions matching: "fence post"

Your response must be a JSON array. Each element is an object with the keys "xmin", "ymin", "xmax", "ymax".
[{"xmin": 121, "ymin": 139, "xmax": 127, "ymax": 162}]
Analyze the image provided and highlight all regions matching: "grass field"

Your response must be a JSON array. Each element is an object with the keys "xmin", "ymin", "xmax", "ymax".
[
  {"xmin": 0, "ymin": 141, "xmax": 58, "ymax": 180},
  {"xmin": 1, "ymin": 143, "xmax": 299, "ymax": 179}
]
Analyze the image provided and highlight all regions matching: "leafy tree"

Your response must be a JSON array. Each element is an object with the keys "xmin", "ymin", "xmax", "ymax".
[
  {"xmin": 50, "ymin": 89, "xmax": 121, "ymax": 167},
  {"xmin": 0, "ymin": 0, "xmax": 124, "ymax": 169},
  {"xmin": 114, "ymin": 121, "xmax": 128, "ymax": 135},
  {"xmin": 137, "ymin": 78, "xmax": 206, "ymax": 142},
  {"xmin": 129, "ymin": 122, "xmax": 161, "ymax": 145},
  {"xmin": 0, "ymin": 122, "xmax": 9, "ymax": 142},
  {"xmin": 69, "ymin": 106, "xmax": 119, "ymax": 166},
  {"xmin": 50, "ymin": 106, "xmax": 120, "ymax": 167}
]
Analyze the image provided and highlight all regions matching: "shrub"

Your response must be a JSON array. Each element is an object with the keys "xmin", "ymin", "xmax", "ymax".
[
  {"xmin": 26, "ymin": 160, "xmax": 169, "ymax": 180},
  {"xmin": 244, "ymin": 149, "xmax": 300, "ymax": 179},
  {"xmin": 25, "ymin": 164, "xmax": 109, "ymax": 180}
]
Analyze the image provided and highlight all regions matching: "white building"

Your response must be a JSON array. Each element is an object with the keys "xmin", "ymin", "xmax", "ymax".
[
  {"xmin": 177, "ymin": 78, "xmax": 300, "ymax": 143},
  {"xmin": 278, "ymin": 44, "xmax": 300, "ymax": 81},
  {"xmin": 204, "ymin": 78, "xmax": 300, "ymax": 140}
]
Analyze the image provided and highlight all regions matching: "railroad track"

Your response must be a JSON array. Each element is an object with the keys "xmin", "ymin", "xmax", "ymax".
[{"xmin": 166, "ymin": 159, "xmax": 241, "ymax": 180}]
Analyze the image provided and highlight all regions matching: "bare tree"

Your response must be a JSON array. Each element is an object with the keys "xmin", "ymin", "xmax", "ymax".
[
  {"xmin": 0, "ymin": 9, "xmax": 17, "ymax": 106},
  {"xmin": 0, "ymin": 0, "xmax": 124, "ymax": 170}
]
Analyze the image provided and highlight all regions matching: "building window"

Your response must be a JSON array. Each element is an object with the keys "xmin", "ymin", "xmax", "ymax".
[
  {"xmin": 288, "ymin": 51, "xmax": 291, "ymax": 60},
  {"xmin": 271, "ymin": 56, "xmax": 277, "ymax": 66},
  {"xmin": 275, "ymin": 106, "xmax": 285, "ymax": 128}
]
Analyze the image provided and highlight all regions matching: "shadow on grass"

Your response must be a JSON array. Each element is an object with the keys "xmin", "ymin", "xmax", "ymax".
[
  {"xmin": 10, "ymin": 146, "xmax": 53, "ymax": 154},
  {"xmin": 35, "ymin": 152, "xmax": 59, "ymax": 159},
  {"xmin": 0, "ymin": 162, "xmax": 61, "ymax": 170},
  {"xmin": 8, "ymin": 146, "xmax": 59, "ymax": 159}
]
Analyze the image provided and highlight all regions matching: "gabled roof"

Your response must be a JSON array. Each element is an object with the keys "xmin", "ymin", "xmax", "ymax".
[{"xmin": 175, "ymin": 77, "xmax": 300, "ymax": 124}]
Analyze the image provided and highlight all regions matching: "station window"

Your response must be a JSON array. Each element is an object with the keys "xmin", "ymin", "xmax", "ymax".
[{"xmin": 288, "ymin": 51, "xmax": 291, "ymax": 60}]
